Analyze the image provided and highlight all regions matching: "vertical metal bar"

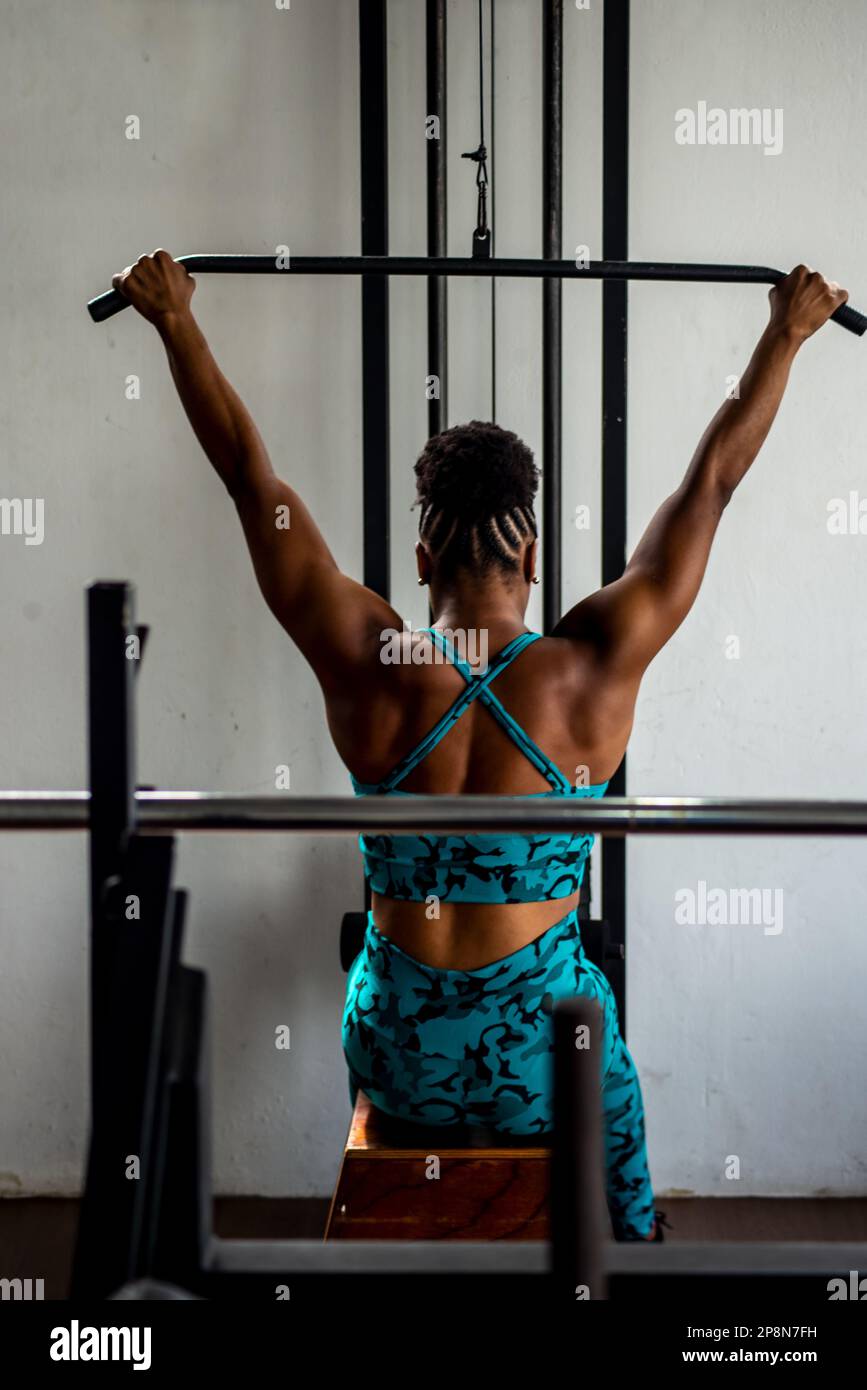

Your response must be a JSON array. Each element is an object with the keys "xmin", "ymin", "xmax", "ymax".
[
  {"xmin": 552, "ymin": 998, "xmax": 607, "ymax": 1299},
  {"xmin": 359, "ymin": 0, "xmax": 390, "ymax": 598},
  {"xmin": 359, "ymin": 0, "xmax": 389, "ymax": 916},
  {"xmin": 74, "ymin": 835, "xmax": 178, "ymax": 1296},
  {"xmin": 601, "ymin": 0, "xmax": 629, "ymax": 1030},
  {"xmin": 542, "ymin": 0, "xmax": 563, "ymax": 633},
  {"xmin": 490, "ymin": 0, "xmax": 496, "ymax": 422},
  {"xmin": 75, "ymin": 585, "xmax": 186, "ymax": 1295},
  {"xmin": 426, "ymin": 0, "xmax": 448, "ymax": 438},
  {"xmin": 86, "ymin": 582, "xmax": 136, "ymax": 1101}
]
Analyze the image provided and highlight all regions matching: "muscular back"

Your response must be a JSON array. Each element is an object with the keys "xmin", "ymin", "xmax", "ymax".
[{"xmin": 323, "ymin": 626, "xmax": 637, "ymax": 796}]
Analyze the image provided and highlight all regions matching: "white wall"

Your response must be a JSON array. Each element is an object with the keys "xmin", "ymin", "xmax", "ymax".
[
  {"xmin": 0, "ymin": 0, "xmax": 363, "ymax": 1198},
  {"xmin": 628, "ymin": 0, "xmax": 867, "ymax": 1196},
  {"xmin": 1, "ymin": 0, "xmax": 864, "ymax": 1201}
]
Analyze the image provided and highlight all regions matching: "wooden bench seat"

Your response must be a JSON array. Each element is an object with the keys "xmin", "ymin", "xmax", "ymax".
[{"xmin": 324, "ymin": 1092, "xmax": 551, "ymax": 1241}]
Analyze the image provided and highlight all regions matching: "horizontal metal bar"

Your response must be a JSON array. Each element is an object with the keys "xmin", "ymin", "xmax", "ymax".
[
  {"xmin": 4, "ymin": 791, "xmax": 867, "ymax": 835},
  {"xmin": 86, "ymin": 255, "xmax": 867, "ymax": 334},
  {"xmin": 209, "ymin": 1238, "xmax": 548, "ymax": 1275},
  {"xmin": 0, "ymin": 791, "xmax": 90, "ymax": 827},
  {"xmin": 208, "ymin": 1236, "xmax": 867, "ymax": 1278},
  {"xmin": 609, "ymin": 1240, "xmax": 867, "ymax": 1278},
  {"xmin": 125, "ymin": 253, "xmax": 795, "ymax": 280}
]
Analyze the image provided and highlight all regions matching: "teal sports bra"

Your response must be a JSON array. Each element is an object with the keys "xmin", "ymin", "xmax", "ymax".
[{"xmin": 350, "ymin": 629, "xmax": 609, "ymax": 904}]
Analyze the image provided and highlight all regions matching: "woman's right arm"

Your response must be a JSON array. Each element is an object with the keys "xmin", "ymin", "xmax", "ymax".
[
  {"xmin": 112, "ymin": 250, "xmax": 399, "ymax": 690},
  {"xmin": 554, "ymin": 265, "xmax": 848, "ymax": 677}
]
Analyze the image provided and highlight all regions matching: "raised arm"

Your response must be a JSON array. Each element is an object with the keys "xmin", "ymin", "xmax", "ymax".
[
  {"xmin": 111, "ymin": 250, "xmax": 397, "ymax": 691},
  {"xmin": 554, "ymin": 265, "xmax": 849, "ymax": 677}
]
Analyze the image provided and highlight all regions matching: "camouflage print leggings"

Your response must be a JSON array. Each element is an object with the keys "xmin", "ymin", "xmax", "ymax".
[{"xmin": 342, "ymin": 907, "xmax": 656, "ymax": 1240}]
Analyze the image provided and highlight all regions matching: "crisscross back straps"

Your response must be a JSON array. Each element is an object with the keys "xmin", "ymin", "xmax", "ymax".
[{"xmin": 380, "ymin": 628, "xmax": 572, "ymax": 794}]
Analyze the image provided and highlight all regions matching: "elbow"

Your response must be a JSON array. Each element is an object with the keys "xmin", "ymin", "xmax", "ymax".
[
  {"xmin": 680, "ymin": 465, "xmax": 734, "ymax": 518},
  {"xmin": 224, "ymin": 451, "xmax": 268, "ymax": 504},
  {"xmin": 695, "ymin": 458, "xmax": 736, "ymax": 514}
]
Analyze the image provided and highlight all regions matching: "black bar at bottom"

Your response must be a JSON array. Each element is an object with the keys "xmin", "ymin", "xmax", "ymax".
[{"xmin": 552, "ymin": 999, "xmax": 606, "ymax": 1298}]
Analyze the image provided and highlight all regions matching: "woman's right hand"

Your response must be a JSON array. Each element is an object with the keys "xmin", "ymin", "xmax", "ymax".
[
  {"xmin": 111, "ymin": 249, "xmax": 195, "ymax": 325},
  {"xmin": 768, "ymin": 264, "xmax": 849, "ymax": 343}
]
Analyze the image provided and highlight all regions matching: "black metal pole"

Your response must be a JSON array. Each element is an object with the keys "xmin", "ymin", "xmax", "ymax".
[
  {"xmin": 552, "ymin": 998, "xmax": 606, "ymax": 1299},
  {"xmin": 359, "ymin": 0, "xmax": 390, "ymax": 918},
  {"xmin": 359, "ymin": 0, "xmax": 390, "ymax": 599},
  {"xmin": 490, "ymin": 0, "xmax": 496, "ymax": 420},
  {"xmin": 542, "ymin": 0, "xmax": 563, "ymax": 633},
  {"xmin": 86, "ymin": 582, "xmax": 136, "ymax": 1101},
  {"xmin": 426, "ymin": 0, "xmax": 448, "ymax": 438},
  {"xmin": 73, "ymin": 581, "xmax": 137, "ymax": 1296},
  {"xmin": 602, "ymin": 0, "xmax": 630, "ymax": 1031}
]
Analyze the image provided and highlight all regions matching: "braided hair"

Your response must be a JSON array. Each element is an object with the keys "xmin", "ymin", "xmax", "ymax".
[{"xmin": 413, "ymin": 421, "xmax": 539, "ymax": 579}]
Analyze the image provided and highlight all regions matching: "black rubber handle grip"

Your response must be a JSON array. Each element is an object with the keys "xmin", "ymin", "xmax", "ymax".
[
  {"xmin": 88, "ymin": 286, "xmax": 129, "ymax": 322},
  {"xmin": 86, "ymin": 257, "xmax": 867, "ymax": 335},
  {"xmin": 830, "ymin": 302, "xmax": 867, "ymax": 336}
]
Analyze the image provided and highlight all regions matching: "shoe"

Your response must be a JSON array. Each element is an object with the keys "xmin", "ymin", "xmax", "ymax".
[
  {"xmin": 650, "ymin": 1209, "xmax": 672, "ymax": 1243},
  {"xmin": 617, "ymin": 1210, "xmax": 672, "ymax": 1242}
]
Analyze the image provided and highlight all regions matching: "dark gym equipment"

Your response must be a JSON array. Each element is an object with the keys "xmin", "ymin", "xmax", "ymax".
[
  {"xmin": 602, "ymin": 0, "xmax": 630, "ymax": 1032},
  {"xmin": 426, "ymin": 0, "xmax": 447, "ymax": 439},
  {"xmin": 542, "ymin": 0, "xmax": 564, "ymax": 634},
  {"xmin": 461, "ymin": 0, "xmax": 492, "ymax": 261},
  {"xmin": 87, "ymin": 254, "xmax": 867, "ymax": 333},
  {"xmin": 359, "ymin": 0, "xmax": 390, "ymax": 603}
]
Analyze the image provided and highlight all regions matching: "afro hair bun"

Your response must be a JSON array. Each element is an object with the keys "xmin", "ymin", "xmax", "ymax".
[{"xmin": 413, "ymin": 420, "xmax": 539, "ymax": 523}]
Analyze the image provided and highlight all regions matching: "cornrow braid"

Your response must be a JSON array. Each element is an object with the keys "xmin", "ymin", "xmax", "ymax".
[{"xmin": 413, "ymin": 421, "xmax": 540, "ymax": 579}]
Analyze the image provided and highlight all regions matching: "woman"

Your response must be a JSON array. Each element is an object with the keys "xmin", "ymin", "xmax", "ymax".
[{"xmin": 112, "ymin": 251, "xmax": 847, "ymax": 1241}]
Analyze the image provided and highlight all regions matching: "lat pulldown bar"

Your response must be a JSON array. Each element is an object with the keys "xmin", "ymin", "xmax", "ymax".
[{"xmin": 87, "ymin": 255, "xmax": 867, "ymax": 335}]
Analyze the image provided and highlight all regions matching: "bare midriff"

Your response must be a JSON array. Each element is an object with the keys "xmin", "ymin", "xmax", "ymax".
[{"xmin": 370, "ymin": 889, "xmax": 582, "ymax": 972}]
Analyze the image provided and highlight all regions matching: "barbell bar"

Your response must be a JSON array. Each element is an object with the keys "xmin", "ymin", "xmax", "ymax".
[
  {"xmin": 5, "ymin": 791, "xmax": 867, "ymax": 834},
  {"xmin": 86, "ymin": 255, "xmax": 867, "ymax": 335}
]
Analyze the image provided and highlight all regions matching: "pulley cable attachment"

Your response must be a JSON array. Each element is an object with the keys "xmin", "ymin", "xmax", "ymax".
[
  {"xmin": 461, "ymin": 144, "xmax": 491, "ymax": 260},
  {"xmin": 463, "ymin": 0, "xmax": 492, "ymax": 260}
]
